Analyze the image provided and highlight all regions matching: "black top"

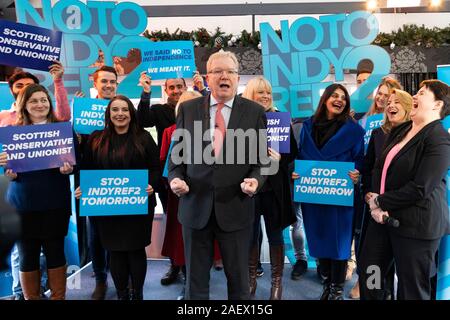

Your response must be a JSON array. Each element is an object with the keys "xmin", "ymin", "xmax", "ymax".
[
  {"xmin": 361, "ymin": 127, "xmax": 387, "ymax": 196},
  {"xmin": 373, "ymin": 120, "xmax": 450, "ymax": 240},
  {"xmin": 82, "ymin": 129, "xmax": 161, "ymax": 251}
]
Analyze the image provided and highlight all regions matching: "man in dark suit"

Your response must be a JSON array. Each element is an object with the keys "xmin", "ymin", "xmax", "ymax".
[{"xmin": 168, "ymin": 51, "xmax": 269, "ymax": 300}]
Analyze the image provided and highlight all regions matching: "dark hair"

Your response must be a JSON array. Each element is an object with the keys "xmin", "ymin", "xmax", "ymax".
[
  {"xmin": 92, "ymin": 66, "xmax": 117, "ymax": 83},
  {"xmin": 419, "ymin": 80, "xmax": 450, "ymax": 119},
  {"xmin": 8, "ymin": 71, "xmax": 39, "ymax": 90},
  {"xmin": 15, "ymin": 84, "xmax": 57, "ymax": 125},
  {"xmin": 91, "ymin": 95, "xmax": 145, "ymax": 166},
  {"xmin": 357, "ymin": 69, "xmax": 372, "ymax": 77},
  {"xmin": 313, "ymin": 84, "xmax": 351, "ymax": 123}
]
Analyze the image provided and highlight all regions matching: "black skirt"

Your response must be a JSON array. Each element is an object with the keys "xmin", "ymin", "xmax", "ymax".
[{"xmin": 19, "ymin": 209, "xmax": 70, "ymax": 239}]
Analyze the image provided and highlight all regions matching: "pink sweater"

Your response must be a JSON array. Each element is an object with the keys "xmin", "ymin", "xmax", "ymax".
[
  {"xmin": 0, "ymin": 78, "xmax": 70, "ymax": 126},
  {"xmin": 380, "ymin": 143, "xmax": 401, "ymax": 194}
]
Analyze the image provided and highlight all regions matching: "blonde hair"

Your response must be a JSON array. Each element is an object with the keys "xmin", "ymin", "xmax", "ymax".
[
  {"xmin": 175, "ymin": 91, "xmax": 202, "ymax": 117},
  {"xmin": 381, "ymin": 88, "xmax": 412, "ymax": 133},
  {"xmin": 365, "ymin": 77, "xmax": 402, "ymax": 117},
  {"xmin": 242, "ymin": 76, "xmax": 275, "ymax": 111},
  {"xmin": 206, "ymin": 50, "xmax": 239, "ymax": 73}
]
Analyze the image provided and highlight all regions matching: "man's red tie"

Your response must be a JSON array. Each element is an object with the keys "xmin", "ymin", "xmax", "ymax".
[{"xmin": 213, "ymin": 103, "xmax": 226, "ymax": 157}]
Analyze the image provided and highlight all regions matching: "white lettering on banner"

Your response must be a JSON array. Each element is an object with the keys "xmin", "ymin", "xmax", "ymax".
[
  {"xmin": 87, "ymin": 187, "xmax": 141, "ymax": 196},
  {"xmin": 27, "ymin": 147, "xmax": 73, "ymax": 158},
  {"xmin": 81, "ymin": 196, "xmax": 147, "ymax": 206},
  {"xmin": 12, "ymin": 130, "xmax": 60, "ymax": 141},
  {"xmin": 267, "ymin": 135, "xmax": 288, "ymax": 142},
  {"xmin": 3, "ymin": 28, "xmax": 51, "ymax": 42},
  {"xmin": 267, "ymin": 127, "xmax": 289, "ymax": 134},
  {"xmin": 300, "ymin": 176, "xmax": 348, "ymax": 187},
  {"xmin": 74, "ymin": 118, "xmax": 104, "ymax": 127},
  {"xmin": 295, "ymin": 185, "xmax": 353, "ymax": 196}
]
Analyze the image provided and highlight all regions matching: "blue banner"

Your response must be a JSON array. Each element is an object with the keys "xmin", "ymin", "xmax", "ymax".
[
  {"xmin": 359, "ymin": 113, "xmax": 384, "ymax": 152},
  {"xmin": 0, "ymin": 19, "xmax": 62, "ymax": 71},
  {"xmin": 437, "ymin": 65, "xmax": 450, "ymax": 86},
  {"xmin": 260, "ymin": 11, "xmax": 391, "ymax": 118},
  {"xmin": 438, "ymin": 106, "xmax": 450, "ymax": 299},
  {"xmin": 80, "ymin": 169, "xmax": 148, "ymax": 217},
  {"xmin": 0, "ymin": 82, "xmax": 14, "ymax": 112},
  {"xmin": 0, "ymin": 144, "xmax": 3, "ymax": 175},
  {"xmin": 293, "ymin": 160, "xmax": 354, "ymax": 206},
  {"xmin": 72, "ymin": 98, "xmax": 109, "ymax": 134},
  {"xmin": 0, "ymin": 122, "xmax": 75, "ymax": 173},
  {"xmin": 266, "ymin": 112, "xmax": 291, "ymax": 153},
  {"xmin": 139, "ymin": 41, "xmax": 196, "ymax": 80}
]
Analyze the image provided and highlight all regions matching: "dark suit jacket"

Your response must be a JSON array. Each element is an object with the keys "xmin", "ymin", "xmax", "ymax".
[
  {"xmin": 373, "ymin": 120, "xmax": 450, "ymax": 240},
  {"xmin": 168, "ymin": 94, "xmax": 268, "ymax": 232}
]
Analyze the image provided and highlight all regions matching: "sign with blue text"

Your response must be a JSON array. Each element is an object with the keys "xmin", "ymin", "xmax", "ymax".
[
  {"xmin": 266, "ymin": 112, "xmax": 291, "ymax": 153},
  {"xmin": 0, "ymin": 19, "xmax": 62, "ymax": 71},
  {"xmin": 260, "ymin": 11, "xmax": 391, "ymax": 118},
  {"xmin": 79, "ymin": 169, "xmax": 148, "ymax": 217},
  {"xmin": 139, "ymin": 41, "xmax": 196, "ymax": 80},
  {"xmin": 294, "ymin": 160, "xmax": 354, "ymax": 206},
  {"xmin": 0, "ymin": 122, "xmax": 75, "ymax": 173},
  {"xmin": 72, "ymin": 98, "xmax": 109, "ymax": 134},
  {"xmin": 359, "ymin": 113, "xmax": 384, "ymax": 152}
]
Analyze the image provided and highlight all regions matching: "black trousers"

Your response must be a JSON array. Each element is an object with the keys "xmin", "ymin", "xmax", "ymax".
[
  {"xmin": 359, "ymin": 220, "xmax": 441, "ymax": 300},
  {"xmin": 109, "ymin": 249, "xmax": 147, "ymax": 292},
  {"xmin": 17, "ymin": 237, "xmax": 66, "ymax": 272},
  {"xmin": 182, "ymin": 211, "xmax": 251, "ymax": 300}
]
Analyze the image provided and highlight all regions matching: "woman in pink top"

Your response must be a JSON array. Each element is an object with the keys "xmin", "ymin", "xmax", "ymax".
[{"xmin": 359, "ymin": 80, "xmax": 450, "ymax": 300}]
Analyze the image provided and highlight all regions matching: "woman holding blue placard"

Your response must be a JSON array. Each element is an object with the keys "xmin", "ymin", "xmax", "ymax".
[
  {"xmin": 292, "ymin": 83, "xmax": 365, "ymax": 300},
  {"xmin": 75, "ymin": 95, "xmax": 160, "ymax": 300},
  {"xmin": 360, "ymin": 80, "xmax": 450, "ymax": 300},
  {"xmin": 242, "ymin": 76, "xmax": 298, "ymax": 300},
  {"xmin": 1, "ymin": 84, "xmax": 78, "ymax": 300}
]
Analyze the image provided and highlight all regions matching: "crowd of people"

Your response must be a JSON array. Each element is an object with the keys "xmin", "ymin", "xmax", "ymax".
[{"xmin": 0, "ymin": 50, "xmax": 449, "ymax": 301}]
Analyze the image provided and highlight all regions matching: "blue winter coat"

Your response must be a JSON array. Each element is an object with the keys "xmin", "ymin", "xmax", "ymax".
[{"xmin": 298, "ymin": 117, "xmax": 364, "ymax": 260}]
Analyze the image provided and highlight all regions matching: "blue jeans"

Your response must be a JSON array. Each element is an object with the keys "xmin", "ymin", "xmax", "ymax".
[
  {"xmin": 291, "ymin": 202, "xmax": 307, "ymax": 262},
  {"xmin": 11, "ymin": 244, "xmax": 48, "ymax": 296}
]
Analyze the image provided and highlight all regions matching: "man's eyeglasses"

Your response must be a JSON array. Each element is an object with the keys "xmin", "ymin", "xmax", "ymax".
[{"xmin": 208, "ymin": 69, "xmax": 238, "ymax": 76}]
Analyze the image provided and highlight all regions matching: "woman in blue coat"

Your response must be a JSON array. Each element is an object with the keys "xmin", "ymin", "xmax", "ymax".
[{"xmin": 293, "ymin": 83, "xmax": 364, "ymax": 300}]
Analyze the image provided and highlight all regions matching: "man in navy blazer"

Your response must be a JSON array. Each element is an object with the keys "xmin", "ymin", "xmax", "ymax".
[{"xmin": 168, "ymin": 51, "xmax": 269, "ymax": 300}]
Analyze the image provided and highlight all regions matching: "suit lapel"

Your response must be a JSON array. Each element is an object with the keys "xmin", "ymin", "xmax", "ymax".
[
  {"xmin": 199, "ymin": 95, "xmax": 211, "ymax": 150},
  {"xmin": 227, "ymin": 95, "xmax": 245, "ymax": 130}
]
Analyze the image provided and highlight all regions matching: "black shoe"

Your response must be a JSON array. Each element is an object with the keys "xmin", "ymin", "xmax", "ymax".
[
  {"xmin": 130, "ymin": 288, "xmax": 143, "ymax": 300},
  {"xmin": 117, "ymin": 288, "xmax": 130, "ymax": 300},
  {"xmin": 13, "ymin": 293, "xmax": 24, "ymax": 301},
  {"xmin": 328, "ymin": 283, "xmax": 344, "ymax": 300},
  {"xmin": 161, "ymin": 265, "xmax": 180, "ymax": 286},
  {"xmin": 256, "ymin": 262, "xmax": 264, "ymax": 277},
  {"xmin": 291, "ymin": 260, "xmax": 308, "ymax": 280}
]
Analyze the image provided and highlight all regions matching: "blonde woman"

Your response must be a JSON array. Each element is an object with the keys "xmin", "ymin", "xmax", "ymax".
[{"xmin": 242, "ymin": 76, "xmax": 298, "ymax": 300}]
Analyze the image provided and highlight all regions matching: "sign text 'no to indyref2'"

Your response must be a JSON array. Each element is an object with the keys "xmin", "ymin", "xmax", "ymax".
[
  {"xmin": 359, "ymin": 113, "xmax": 384, "ymax": 152},
  {"xmin": 138, "ymin": 41, "xmax": 196, "ymax": 80},
  {"xmin": 293, "ymin": 160, "xmax": 354, "ymax": 206},
  {"xmin": 0, "ymin": 122, "xmax": 75, "ymax": 173},
  {"xmin": 80, "ymin": 170, "xmax": 149, "ymax": 217},
  {"xmin": 266, "ymin": 112, "xmax": 291, "ymax": 153},
  {"xmin": 0, "ymin": 19, "xmax": 62, "ymax": 71},
  {"xmin": 260, "ymin": 11, "xmax": 391, "ymax": 118},
  {"xmin": 15, "ymin": 0, "xmax": 157, "ymax": 99},
  {"xmin": 72, "ymin": 98, "xmax": 109, "ymax": 134}
]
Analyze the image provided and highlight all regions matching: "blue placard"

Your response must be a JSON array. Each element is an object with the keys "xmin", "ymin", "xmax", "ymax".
[
  {"xmin": 0, "ymin": 122, "xmax": 75, "ymax": 173},
  {"xmin": 266, "ymin": 112, "xmax": 291, "ymax": 153},
  {"xmin": 139, "ymin": 41, "xmax": 196, "ymax": 80},
  {"xmin": 0, "ymin": 19, "xmax": 62, "ymax": 71},
  {"xmin": 72, "ymin": 98, "xmax": 109, "ymax": 134},
  {"xmin": 0, "ymin": 144, "xmax": 3, "ymax": 175},
  {"xmin": 359, "ymin": 113, "xmax": 384, "ymax": 152},
  {"xmin": 437, "ymin": 65, "xmax": 450, "ymax": 86},
  {"xmin": 162, "ymin": 140, "xmax": 175, "ymax": 178},
  {"xmin": 80, "ymin": 169, "xmax": 148, "ymax": 217},
  {"xmin": 293, "ymin": 160, "xmax": 354, "ymax": 206},
  {"xmin": 0, "ymin": 82, "xmax": 14, "ymax": 112}
]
